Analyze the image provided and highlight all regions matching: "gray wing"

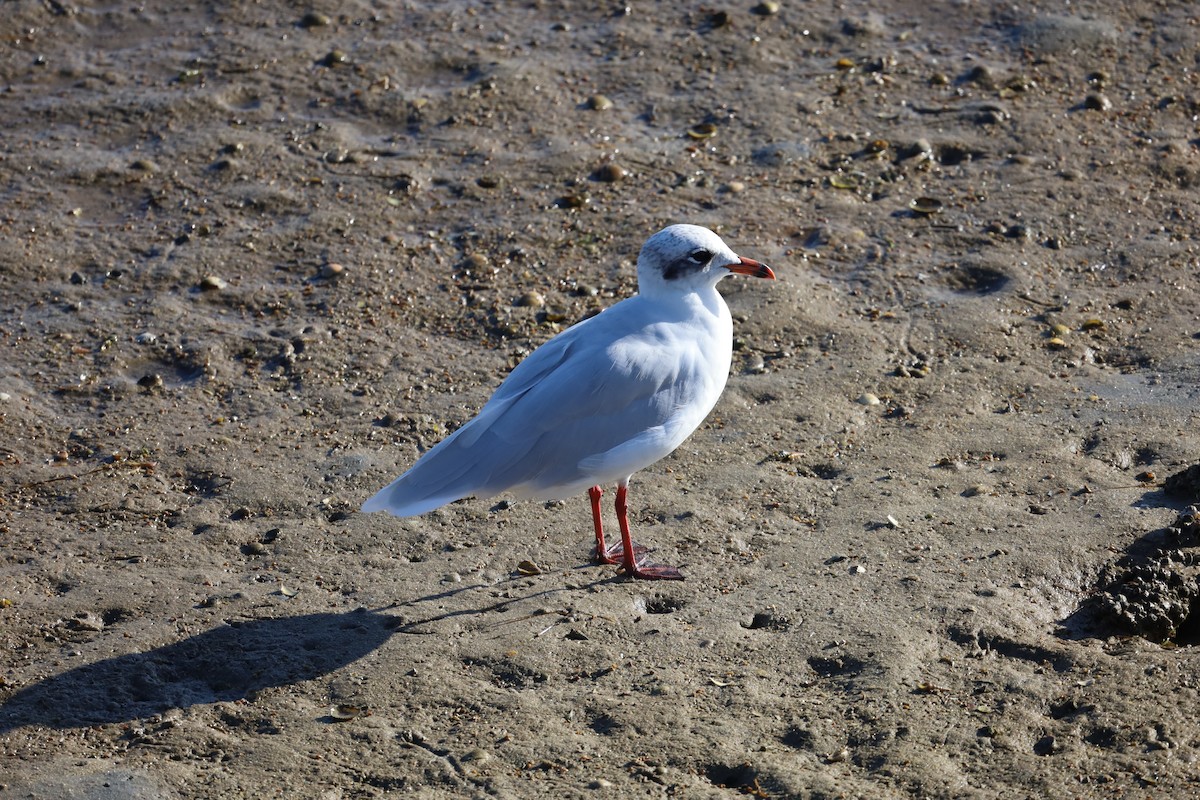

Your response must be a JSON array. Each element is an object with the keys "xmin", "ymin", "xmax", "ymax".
[{"xmin": 361, "ymin": 305, "xmax": 687, "ymax": 516}]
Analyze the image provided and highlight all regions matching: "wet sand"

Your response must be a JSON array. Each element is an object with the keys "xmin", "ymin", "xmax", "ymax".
[{"xmin": 3, "ymin": 2, "xmax": 1200, "ymax": 797}]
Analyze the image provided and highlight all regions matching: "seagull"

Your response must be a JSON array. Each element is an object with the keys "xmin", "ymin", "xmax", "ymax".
[{"xmin": 362, "ymin": 224, "xmax": 776, "ymax": 580}]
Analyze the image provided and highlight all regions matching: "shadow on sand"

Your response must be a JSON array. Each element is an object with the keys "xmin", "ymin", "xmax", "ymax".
[
  {"xmin": 0, "ymin": 608, "xmax": 400, "ymax": 732},
  {"xmin": 0, "ymin": 576, "xmax": 594, "ymax": 733}
]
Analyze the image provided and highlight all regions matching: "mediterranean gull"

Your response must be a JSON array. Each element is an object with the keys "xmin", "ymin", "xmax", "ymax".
[{"xmin": 362, "ymin": 224, "xmax": 776, "ymax": 580}]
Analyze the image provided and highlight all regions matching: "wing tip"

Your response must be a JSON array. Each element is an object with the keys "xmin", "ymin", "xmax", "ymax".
[{"xmin": 359, "ymin": 489, "xmax": 460, "ymax": 518}]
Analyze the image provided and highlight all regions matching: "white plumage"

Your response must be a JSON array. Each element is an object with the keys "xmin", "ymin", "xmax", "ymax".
[{"xmin": 362, "ymin": 224, "xmax": 775, "ymax": 579}]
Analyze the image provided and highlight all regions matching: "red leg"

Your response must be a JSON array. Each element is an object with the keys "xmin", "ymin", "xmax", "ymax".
[
  {"xmin": 591, "ymin": 484, "xmax": 649, "ymax": 565},
  {"xmin": 589, "ymin": 485, "xmax": 619, "ymax": 564},
  {"xmin": 615, "ymin": 480, "xmax": 684, "ymax": 581}
]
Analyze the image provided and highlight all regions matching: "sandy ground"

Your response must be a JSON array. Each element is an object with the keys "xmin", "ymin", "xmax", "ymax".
[{"xmin": 2, "ymin": 1, "xmax": 1200, "ymax": 797}]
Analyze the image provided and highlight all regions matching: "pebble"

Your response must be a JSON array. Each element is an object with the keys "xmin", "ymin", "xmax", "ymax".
[
  {"xmin": 963, "ymin": 64, "xmax": 996, "ymax": 89},
  {"xmin": 910, "ymin": 197, "xmax": 944, "ymax": 216},
  {"xmin": 594, "ymin": 163, "xmax": 626, "ymax": 183},
  {"xmin": 556, "ymin": 194, "xmax": 588, "ymax": 209},
  {"xmin": 461, "ymin": 748, "xmax": 490, "ymax": 764},
  {"xmin": 299, "ymin": 11, "xmax": 331, "ymax": 28},
  {"xmin": 901, "ymin": 139, "xmax": 933, "ymax": 161},
  {"xmin": 543, "ymin": 305, "xmax": 570, "ymax": 323},
  {"xmin": 587, "ymin": 94, "xmax": 613, "ymax": 111},
  {"xmin": 320, "ymin": 262, "xmax": 345, "ymax": 279},
  {"xmin": 199, "ymin": 275, "xmax": 227, "ymax": 291},
  {"xmin": 516, "ymin": 291, "xmax": 545, "ymax": 308},
  {"xmin": 856, "ymin": 392, "xmax": 881, "ymax": 406},
  {"xmin": 71, "ymin": 611, "xmax": 105, "ymax": 632},
  {"xmin": 1083, "ymin": 93, "xmax": 1112, "ymax": 111}
]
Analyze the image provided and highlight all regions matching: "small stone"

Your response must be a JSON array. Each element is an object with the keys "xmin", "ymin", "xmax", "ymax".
[
  {"xmin": 543, "ymin": 305, "xmax": 570, "ymax": 323},
  {"xmin": 516, "ymin": 291, "xmax": 545, "ymax": 308},
  {"xmin": 901, "ymin": 139, "xmax": 934, "ymax": 160},
  {"xmin": 587, "ymin": 94, "xmax": 613, "ymax": 111},
  {"xmin": 320, "ymin": 262, "xmax": 345, "ymax": 279},
  {"xmin": 461, "ymin": 748, "xmax": 490, "ymax": 763},
  {"xmin": 323, "ymin": 49, "xmax": 349, "ymax": 66},
  {"xmin": 752, "ymin": 1, "xmax": 780, "ymax": 15},
  {"xmin": 593, "ymin": 163, "xmax": 627, "ymax": 183},
  {"xmin": 461, "ymin": 252, "xmax": 489, "ymax": 271},
  {"xmin": 199, "ymin": 275, "xmax": 227, "ymax": 291},
  {"xmin": 964, "ymin": 64, "xmax": 996, "ymax": 88},
  {"xmin": 856, "ymin": 392, "xmax": 881, "ymax": 406},
  {"xmin": 555, "ymin": 194, "xmax": 588, "ymax": 209},
  {"xmin": 299, "ymin": 11, "xmax": 331, "ymax": 28},
  {"xmin": 1083, "ymin": 93, "xmax": 1112, "ymax": 111},
  {"xmin": 71, "ymin": 611, "xmax": 105, "ymax": 632}
]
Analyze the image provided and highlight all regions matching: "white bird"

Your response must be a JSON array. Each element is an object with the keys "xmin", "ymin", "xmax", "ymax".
[{"xmin": 362, "ymin": 224, "xmax": 775, "ymax": 579}]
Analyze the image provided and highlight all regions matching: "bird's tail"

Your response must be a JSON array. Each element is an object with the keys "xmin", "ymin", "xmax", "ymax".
[{"xmin": 360, "ymin": 420, "xmax": 551, "ymax": 516}]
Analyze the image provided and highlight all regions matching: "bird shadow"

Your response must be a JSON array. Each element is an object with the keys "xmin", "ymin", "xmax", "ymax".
[
  {"xmin": 0, "ymin": 577, "xmax": 592, "ymax": 734},
  {"xmin": 0, "ymin": 608, "xmax": 398, "ymax": 734}
]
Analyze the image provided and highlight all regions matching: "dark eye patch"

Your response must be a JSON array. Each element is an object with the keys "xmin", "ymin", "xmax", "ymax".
[{"xmin": 663, "ymin": 249, "xmax": 714, "ymax": 280}]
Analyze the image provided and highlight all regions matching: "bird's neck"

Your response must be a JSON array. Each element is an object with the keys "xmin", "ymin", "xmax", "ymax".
[{"xmin": 641, "ymin": 281, "xmax": 726, "ymax": 314}]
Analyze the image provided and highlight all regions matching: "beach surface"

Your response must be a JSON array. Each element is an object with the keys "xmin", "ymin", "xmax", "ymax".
[{"xmin": 3, "ymin": 1, "xmax": 1199, "ymax": 797}]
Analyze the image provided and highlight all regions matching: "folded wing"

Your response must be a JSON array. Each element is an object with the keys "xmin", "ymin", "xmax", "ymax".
[{"xmin": 361, "ymin": 304, "xmax": 694, "ymax": 516}]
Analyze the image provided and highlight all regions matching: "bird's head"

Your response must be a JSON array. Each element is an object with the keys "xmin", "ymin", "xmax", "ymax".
[{"xmin": 636, "ymin": 224, "xmax": 775, "ymax": 297}]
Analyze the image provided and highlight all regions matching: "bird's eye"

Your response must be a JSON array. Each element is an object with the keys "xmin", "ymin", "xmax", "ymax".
[{"xmin": 688, "ymin": 250, "xmax": 713, "ymax": 265}]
